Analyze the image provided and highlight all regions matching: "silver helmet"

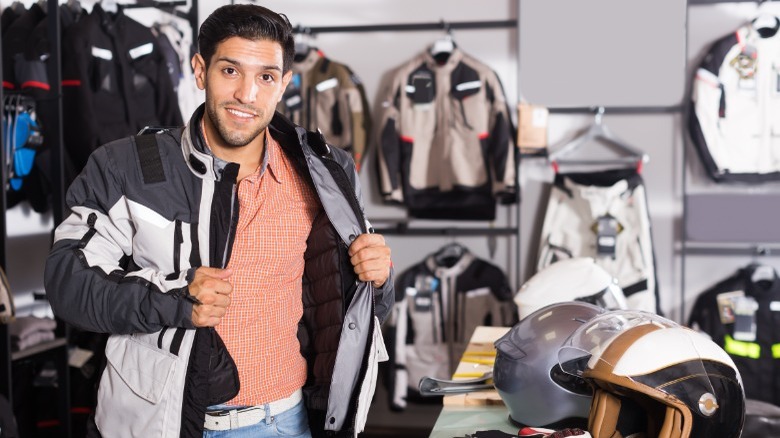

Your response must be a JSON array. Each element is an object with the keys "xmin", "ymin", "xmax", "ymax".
[{"xmin": 493, "ymin": 301, "xmax": 606, "ymax": 429}]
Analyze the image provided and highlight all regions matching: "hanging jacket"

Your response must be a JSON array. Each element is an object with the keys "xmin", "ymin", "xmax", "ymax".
[
  {"xmin": 1, "ymin": 6, "xmax": 22, "ymax": 36},
  {"xmin": 277, "ymin": 49, "xmax": 370, "ymax": 171},
  {"xmin": 384, "ymin": 250, "xmax": 516, "ymax": 410},
  {"xmin": 44, "ymin": 106, "xmax": 394, "ymax": 437},
  {"xmin": 61, "ymin": 4, "xmax": 182, "ymax": 173},
  {"xmin": 5, "ymin": 4, "xmax": 85, "ymax": 213},
  {"xmin": 688, "ymin": 265, "xmax": 780, "ymax": 406},
  {"xmin": 536, "ymin": 168, "xmax": 659, "ymax": 313},
  {"xmin": 375, "ymin": 46, "xmax": 516, "ymax": 220},
  {"xmin": 2, "ymin": 3, "xmax": 46, "ymax": 92},
  {"xmin": 152, "ymin": 20, "xmax": 203, "ymax": 120},
  {"xmin": 690, "ymin": 21, "xmax": 780, "ymax": 182}
]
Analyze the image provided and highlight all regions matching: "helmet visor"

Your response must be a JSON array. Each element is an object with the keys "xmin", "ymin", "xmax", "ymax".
[{"xmin": 557, "ymin": 311, "xmax": 678, "ymax": 378}]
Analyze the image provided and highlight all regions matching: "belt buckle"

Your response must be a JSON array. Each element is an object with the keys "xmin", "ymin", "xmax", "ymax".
[
  {"xmin": 206, "ymin": 410, "xmax": 229, "ymax": 417},
  {"xmin": 206, "ymin": 406, "xmax": 251, "ymax": 417}
]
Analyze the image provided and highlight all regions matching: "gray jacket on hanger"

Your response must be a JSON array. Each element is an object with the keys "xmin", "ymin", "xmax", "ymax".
[{"xmin": 44, "ymin": 106, "xmax": 394, "ymax": 437}]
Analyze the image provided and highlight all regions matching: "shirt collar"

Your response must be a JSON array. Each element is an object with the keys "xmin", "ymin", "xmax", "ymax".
[
  {"xmin": 258, "ymin": 130, "xmax": 283, "ymax": 184},
  {"xmin": 199, "ymin": 118, "xmax": 282, "ymax": 184}
]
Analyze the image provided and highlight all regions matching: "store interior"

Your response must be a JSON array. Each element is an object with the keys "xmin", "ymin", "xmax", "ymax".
[{"xmin": 1, "ymin": 0, "xmax": 780, "ymax": 436}]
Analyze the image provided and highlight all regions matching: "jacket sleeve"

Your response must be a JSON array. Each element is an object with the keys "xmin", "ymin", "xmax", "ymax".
[
  {"xmin": 338, "ymin": 65, "xmax": 370, "ymax": 171},
  {"xmin": 154, "ymin": 38, "xmax": 184, "ymax": 127},
  {"xmin": 375, "ymin": 67, "xmax": 404, "ymax": 203},
  {"xmin": 485, "ymin": 70, "xmax": 517, "ymax": 204},
  {"xmin": 44, "ymin": 144, "xmax": 195, "ymax": 334},
  {"xmin": 385, "ymin": 268, "xmax": 412, "ymax": 411}
]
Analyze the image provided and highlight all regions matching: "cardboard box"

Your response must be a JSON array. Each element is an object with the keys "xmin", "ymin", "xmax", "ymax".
[{"xmin": 517, "ymin": 103, "xmax": 549, "ymax": 155}]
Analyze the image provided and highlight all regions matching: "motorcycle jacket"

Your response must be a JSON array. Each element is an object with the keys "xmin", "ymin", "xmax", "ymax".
[
  {"xmin": 277, "ymin": 49, "xmax": 370, "ymax": 171},
  {"xmin": 375, "ymin": 46, "xmax": 516, "ymax": 220},
  {"xmin": 60, "ymin": 4, "xmax": 183, "ymax": 173},
  {"xmin": 690, "ymin": 20, "xmax": 780, "ymax": 182}
]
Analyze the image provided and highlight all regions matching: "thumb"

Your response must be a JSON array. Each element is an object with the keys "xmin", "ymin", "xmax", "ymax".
[{"xmin": 198, "ymin": 267, "xmax": 233, "ymax": 279}]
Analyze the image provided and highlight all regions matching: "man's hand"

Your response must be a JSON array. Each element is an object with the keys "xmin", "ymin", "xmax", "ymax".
[
  {"xmin": 189, "ymin": 267, "xmax": 233, "ymax": 327},
  {"xmin": 349, "ymin": 233, "xmax": 391, "ymax": 288}
]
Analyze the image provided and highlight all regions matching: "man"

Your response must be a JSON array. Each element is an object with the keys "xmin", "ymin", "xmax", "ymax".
[{"xmin": 44, "ymin": 4, "xmax": 394, "ymax": 437}]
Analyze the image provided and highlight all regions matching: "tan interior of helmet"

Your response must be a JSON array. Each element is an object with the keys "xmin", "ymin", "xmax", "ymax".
[
  {"xmin": 589, "ymin": 388, "xmax": 622, "ymax": 437},
  {"xmin": 658, "ymin": 406, "xmax": 684, "ymax": 438}
]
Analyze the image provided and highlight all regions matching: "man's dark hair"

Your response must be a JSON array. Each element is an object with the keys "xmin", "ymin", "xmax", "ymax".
[{"xmin": 197, "ymin": 4, "xmax": 295, "ymax": 73}]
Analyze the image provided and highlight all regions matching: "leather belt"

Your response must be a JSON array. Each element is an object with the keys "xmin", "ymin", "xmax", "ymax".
[{"xmin": 203, "ymin": 389, "xmax": 303, "ymax": 431}]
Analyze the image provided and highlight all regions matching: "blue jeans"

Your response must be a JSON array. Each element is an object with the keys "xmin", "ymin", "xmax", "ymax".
[{"xmin": 203, "ymin": 400, "xmax": 311, "ymax": 438}]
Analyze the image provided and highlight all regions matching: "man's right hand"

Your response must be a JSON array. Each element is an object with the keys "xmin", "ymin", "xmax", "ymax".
[{"xmin": 189, "ymin": 267, "xmax": 233, "ymax": 327}]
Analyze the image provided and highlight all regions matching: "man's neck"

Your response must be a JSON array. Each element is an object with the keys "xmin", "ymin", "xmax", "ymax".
[{"xmin": 201, "ymin": 116, "xmax": 265, "ymax": 181}]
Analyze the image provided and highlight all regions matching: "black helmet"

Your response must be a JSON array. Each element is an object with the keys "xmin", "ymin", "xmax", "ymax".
[
  {"xmin": 493, "ymin": 301, "xmax": 606, "ymax": 429},
  {"xmin": 558, "ymin": 311, "xmax": 745, "ymax": 438}
]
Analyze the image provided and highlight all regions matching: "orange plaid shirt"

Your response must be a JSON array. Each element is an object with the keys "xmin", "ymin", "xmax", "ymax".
[{"xmin": 213, "ymin": 129, "xmax": 321, "ymax": 406}]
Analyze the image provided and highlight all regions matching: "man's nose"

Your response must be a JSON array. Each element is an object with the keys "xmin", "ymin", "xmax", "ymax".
[{"xmin": 235, "ymin": 77, "xmax": 258, "ymax": 103}]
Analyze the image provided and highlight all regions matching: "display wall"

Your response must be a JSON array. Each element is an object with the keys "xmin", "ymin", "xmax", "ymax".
[{"xmin": 2, "ymin": 0, "xmax": 779, "ymax": 327}]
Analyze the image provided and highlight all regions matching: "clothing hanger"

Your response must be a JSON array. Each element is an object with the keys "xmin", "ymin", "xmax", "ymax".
[
  {"xmin": 66, "ymin": 0, "xmax": 83, "ymax": 16},
  {"xmin": 293, "ymin": 25, "xmax": 315, "ymax": 62},
  {"xmin": 430, "ymin": 20, "xmax": 455, "ymax": 64},
  {"xmin": 548, "ymin": 107, "xmax": 649, "ymax": 174},
  {"xmin": 433, "ymin": 240, "xmax": 468, "ymax": 267},
  {"xmin": 101, "ymin": 0, "xmax": 119, "ymax": 15},
  {"xmin": 752, "ymin": 0, "xmax": 780, "ymax": 36},
  {"xmin": 10, "ymin": 1, "xmax": 26, "ymax": 13},
  {"xmin": 747, "ymin": 245, "xmax": 777, "ymax": 284}
]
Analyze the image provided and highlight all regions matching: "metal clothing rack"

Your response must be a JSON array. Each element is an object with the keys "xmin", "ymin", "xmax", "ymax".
[
  {"xmin": 0, "ymin": 0, "xmax": 199, "ymax": 434},
  {"xmin": 292, "ymin": 19, "xmax": 516, "ymax": 35},
  {"xmin": 0, "ymin": 1, "xmax": 70, "ymax": 434},
  {"xmin": 547, "ymin": 105, "xmax": 684, "ymax": 115},
  {"xmin": 372, "ymin": 223, "xmax": 518, "ymax": 237},
  {"xmin": 123, "ymin": 0, "xmax": 198, "ymax": 45},
  {"xmin": 683, "ymin": 243, "xmax": 780, "ymax": 257}
]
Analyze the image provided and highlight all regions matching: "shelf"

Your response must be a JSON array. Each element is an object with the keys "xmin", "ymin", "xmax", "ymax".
[
  {"xmin": 682, "ymin": 242, "xmax": 780, "ymax": 257},
  {"xmin": 11, "ymin": 337, "xmax": 67, "ymax": 361},
  {"xmin": 373, "ymin": 224, "xmax": 518, "ymax": 237}
]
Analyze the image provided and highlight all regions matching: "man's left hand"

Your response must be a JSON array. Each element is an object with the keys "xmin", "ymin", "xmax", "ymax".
[{"xmin": 348, "ymin": 233, "xmax": 392, "ymax": 288}]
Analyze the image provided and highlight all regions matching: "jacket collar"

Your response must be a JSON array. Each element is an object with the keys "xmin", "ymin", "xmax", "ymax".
[
  {"xmin": 181, "ymin": 104, "xmax": 330, "ymax": 180},
  {"xmin": 92, "ymin": 2, "xmax": 124, "ymax": 32}
]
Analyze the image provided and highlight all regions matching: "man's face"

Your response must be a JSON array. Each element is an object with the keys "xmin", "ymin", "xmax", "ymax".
[{"xmin": 192, "ymin": 37, "xmax": 291, "ymax": 149}]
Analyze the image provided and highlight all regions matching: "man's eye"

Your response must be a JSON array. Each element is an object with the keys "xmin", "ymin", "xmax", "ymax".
[
  {"xmin": 261, "ymin": 74, "xmax": 274, "ymax": 82},
  {"xmin": 224, "ymin": 67, "xmax": 237, "ymax": 75}
]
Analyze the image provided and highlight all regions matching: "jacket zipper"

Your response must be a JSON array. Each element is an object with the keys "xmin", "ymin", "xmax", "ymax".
[
  {"xmin": 173, "ymin": 219, "xmax": 182, "ymax": 275},
  {"xmin": 221, "ymin": 183, "xmax": 238, "ymax": 268}
]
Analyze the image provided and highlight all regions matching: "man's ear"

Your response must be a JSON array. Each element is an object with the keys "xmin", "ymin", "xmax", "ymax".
[
  {"xmin": 278, "ymin": 70, "xmax": 293, "ymax": 103},
  {"xmin": 192, "ymin": 53, "xmax": 206, "ymax": 90}
]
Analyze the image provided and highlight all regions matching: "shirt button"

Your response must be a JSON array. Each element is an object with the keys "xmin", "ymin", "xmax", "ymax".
[
  {"xmin": 348, "ymin": 323, "xmax": 356, "ymax": 330},
  {"xmin": 349, "ymin": 234, "xmax": 356, "ymax": 242}
]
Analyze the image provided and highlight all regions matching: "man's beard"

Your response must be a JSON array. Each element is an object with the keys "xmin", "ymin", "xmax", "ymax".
[{"xmin": 206, "ymin": 101, "xmax": 268, "ymax": 148}]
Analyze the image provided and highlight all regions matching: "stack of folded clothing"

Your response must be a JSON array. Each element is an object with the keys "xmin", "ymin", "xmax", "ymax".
[{"xmin": 9, "ymin": 316, "xmax": 57, "ymax": 352}]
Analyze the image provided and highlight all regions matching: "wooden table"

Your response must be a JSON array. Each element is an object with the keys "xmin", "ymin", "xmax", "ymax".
[{"xmin": 430, "ymin": 326, "xmax": 520, "ymax": 437}]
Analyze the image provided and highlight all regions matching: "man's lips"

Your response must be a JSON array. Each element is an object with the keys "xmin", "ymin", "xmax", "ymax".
[{"xmin": 225, "ymin": 107, "xmax": 257, "ymax": 119}]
